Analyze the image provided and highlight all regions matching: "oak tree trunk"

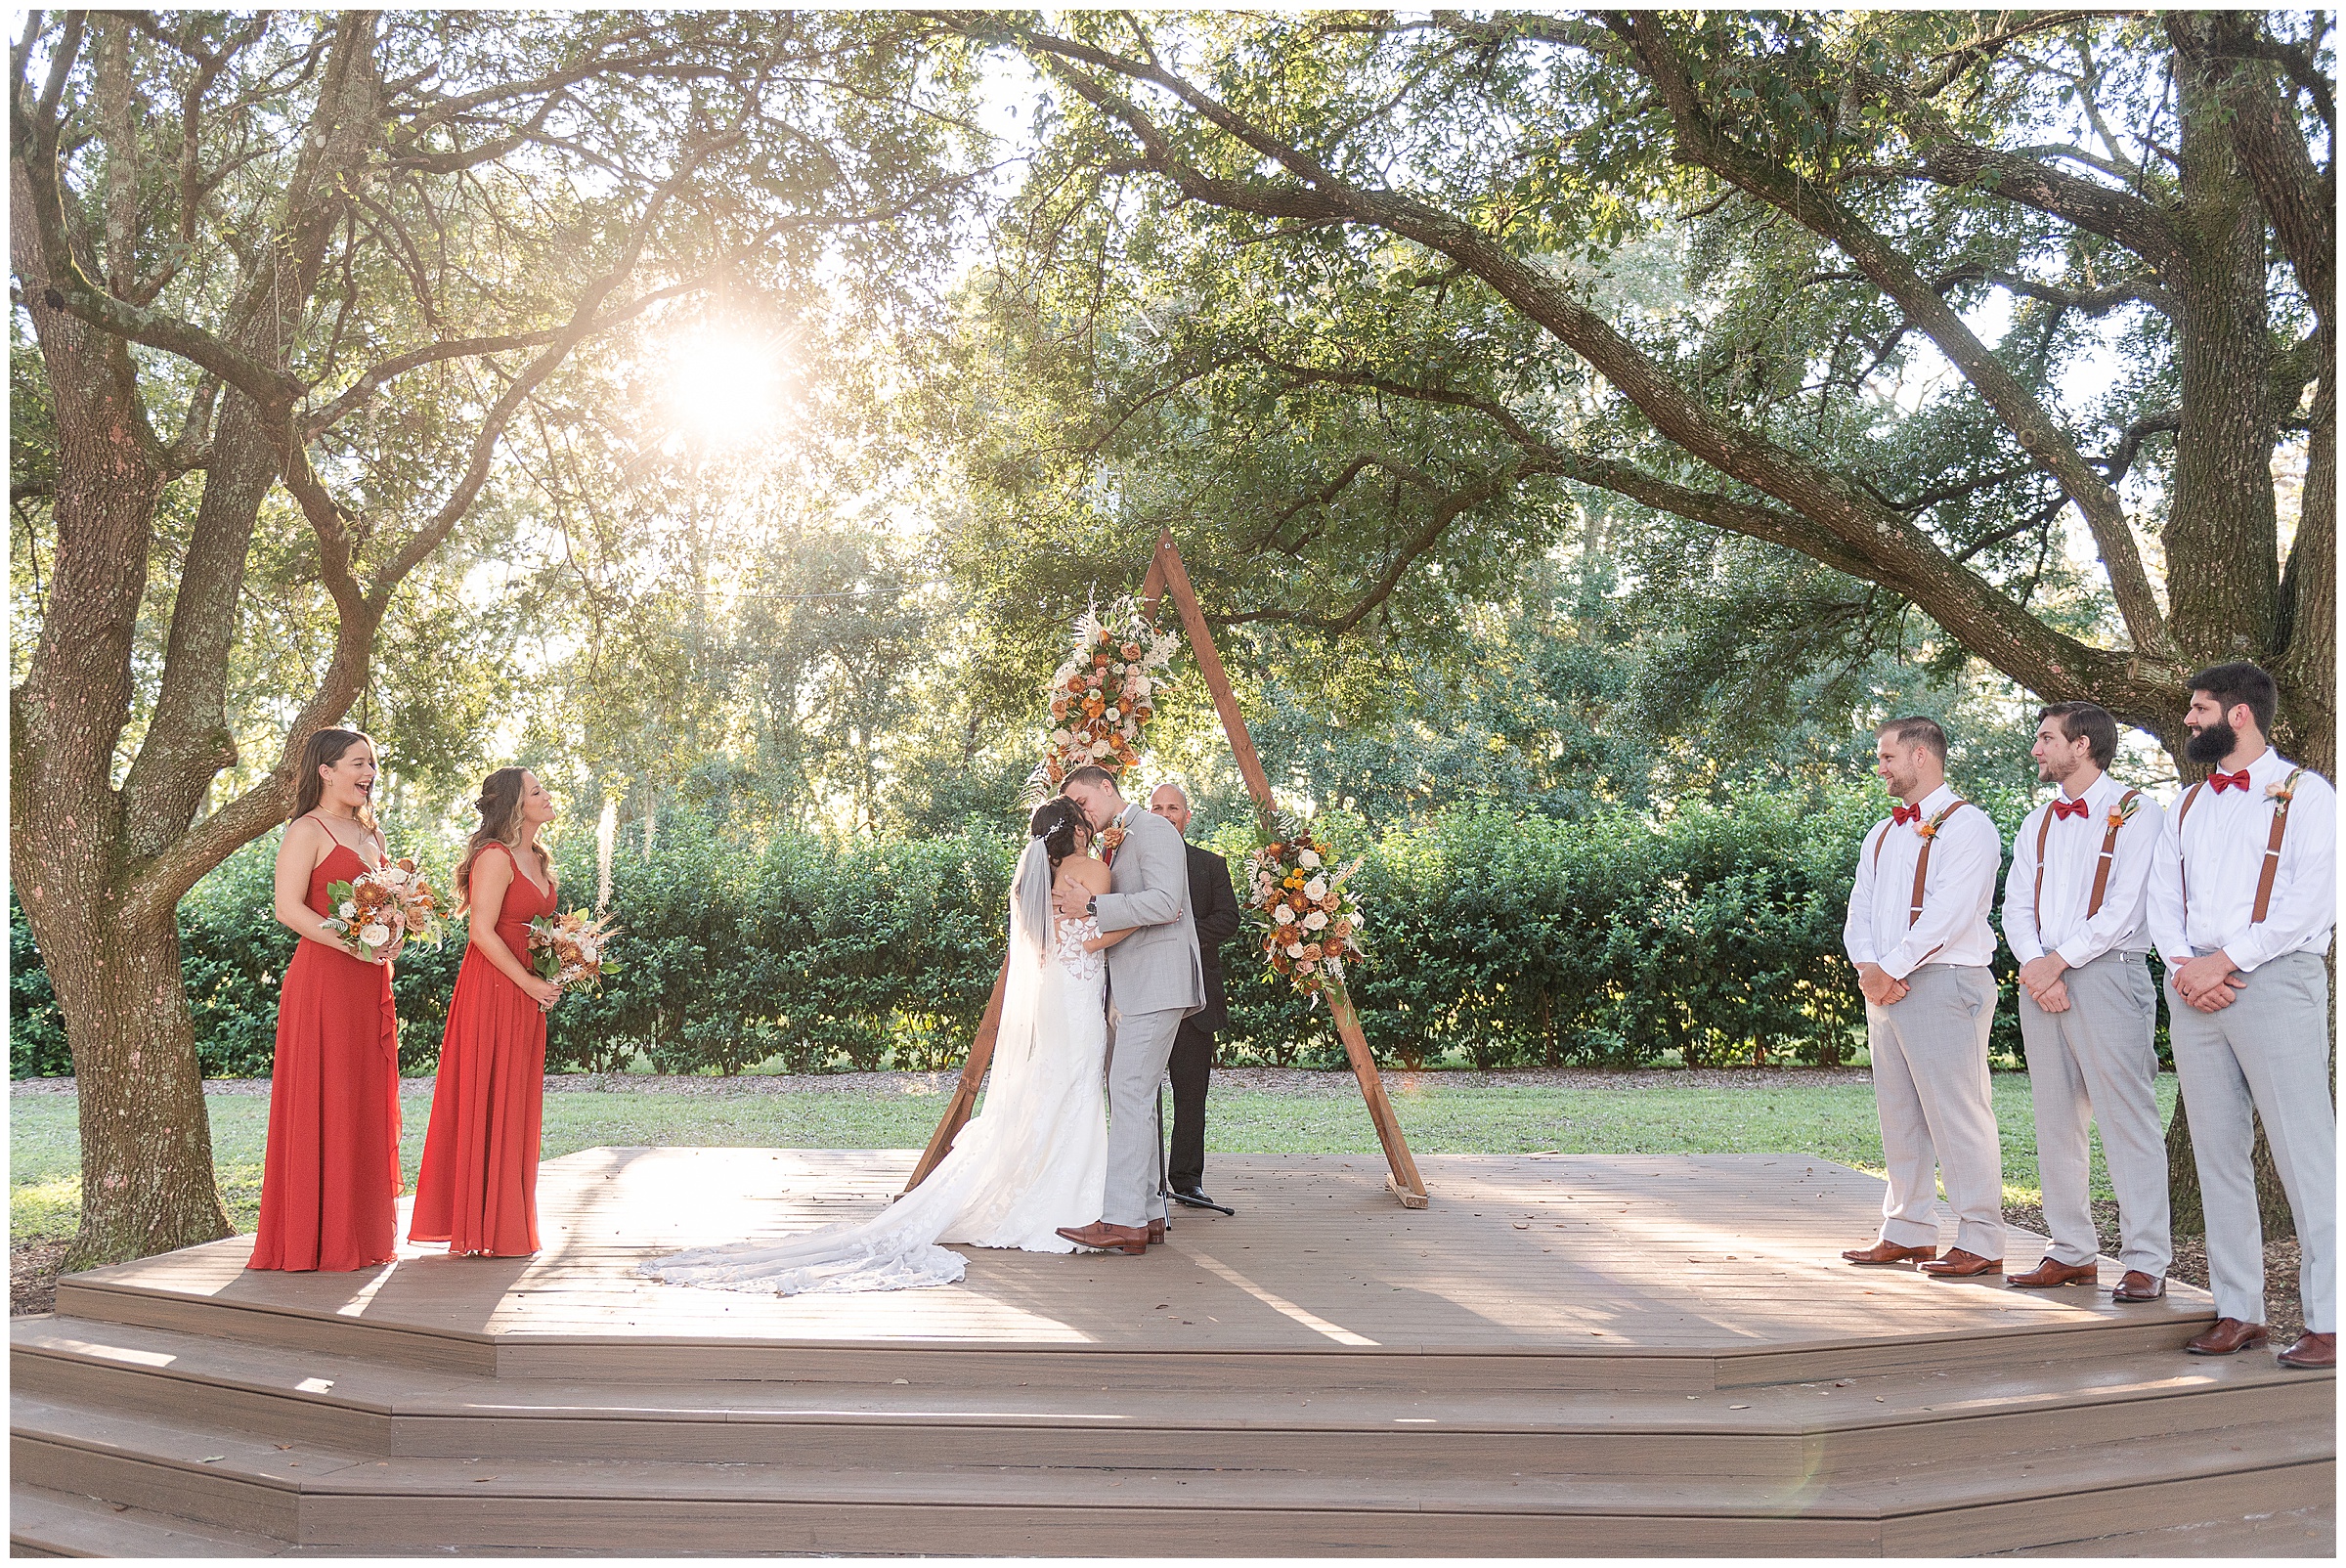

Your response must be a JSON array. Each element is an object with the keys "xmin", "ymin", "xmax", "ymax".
[{"xmin": 46, "ymin": 909, "xmax": 233, "ymax": 1267}]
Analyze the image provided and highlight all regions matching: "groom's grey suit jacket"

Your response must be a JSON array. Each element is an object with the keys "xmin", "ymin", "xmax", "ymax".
[{"xmin": 1091, "ymin": 804, "xmax": 1205, "ymax": 1018}]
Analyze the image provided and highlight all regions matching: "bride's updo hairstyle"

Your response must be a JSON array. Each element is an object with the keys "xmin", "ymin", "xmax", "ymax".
[{"xmin": 1029, "ymin": 797, "xmax": 1086, "ymax": 869}]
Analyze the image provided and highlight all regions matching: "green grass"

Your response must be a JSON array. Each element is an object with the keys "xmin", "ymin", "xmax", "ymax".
[{"xmin": 9, "ymin": 1073, "xmax": 2180, "ymax": 1243}]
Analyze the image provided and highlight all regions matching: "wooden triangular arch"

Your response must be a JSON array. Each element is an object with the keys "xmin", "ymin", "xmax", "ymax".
[{"xmin": 903, "ymin": 531, "xmax": 1430, "ymax": 1207}]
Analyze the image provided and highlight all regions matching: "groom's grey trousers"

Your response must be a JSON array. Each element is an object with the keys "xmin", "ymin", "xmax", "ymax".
[{"xmin": 1104, "ymin": 1003, "xmax": 1183, "ymax": 1228}]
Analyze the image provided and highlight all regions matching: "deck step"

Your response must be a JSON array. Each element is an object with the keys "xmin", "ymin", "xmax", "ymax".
[
  {"xmin": 10, "ymin": 1382, "xmax": 2330, "ymax": 1556},
  {"xmin": 14, "ymin": 1312, "xmax": 2327, "ymax": 1481},
  {"xmin": 7, "ymin": 1482, "xmax": 290, "ymax": 1557},
  {"xmin": 49, "ymin": 1272, "xmax": 2222, "ymax": 1390}
]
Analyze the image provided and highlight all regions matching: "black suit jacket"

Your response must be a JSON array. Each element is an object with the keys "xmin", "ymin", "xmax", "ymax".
[{"xmin": 1182, "ymin": 842, "xmax": 1241, "ymax": 1034}]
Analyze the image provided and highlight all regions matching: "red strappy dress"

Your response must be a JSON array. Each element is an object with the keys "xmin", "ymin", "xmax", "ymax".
[
  {"xmin": 248, "ymin": 840, "xmax": 403, "ymax": 1272},
  {"xmin": 409, "ymin": 844, "xmax": 553, "ymax": 1256}
]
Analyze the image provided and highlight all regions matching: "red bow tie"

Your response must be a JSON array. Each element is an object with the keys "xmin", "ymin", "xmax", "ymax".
[
  {"xmin": 2050, "ymin": 796, "xmax": 2092, "ymax": 820},
  {"xmin": 2208, "ymin": 769, "xmax": 2253, "ymax": 794},
  {"xmin": 1890, "ymin": 804, "xmax": 1922, "ymax": 826}
]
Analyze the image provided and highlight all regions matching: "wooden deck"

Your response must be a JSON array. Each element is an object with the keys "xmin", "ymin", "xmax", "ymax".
[{"xmin": 12, "ymin": 1149, "xmax": 2334, "ymax": 1556}]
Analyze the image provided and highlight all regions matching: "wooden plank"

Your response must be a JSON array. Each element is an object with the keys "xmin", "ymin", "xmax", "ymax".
[
  {"xmin": 900, "ymin": 959, "xmax": 1008, "ymax": 1193},
  {"xmin": 9, "ymin": 1483, "xmax": 290, "ymax": 1558},
  {"xmin": 1142, "ymin": 532, "xmax": 1429, "ymax": 1207}
]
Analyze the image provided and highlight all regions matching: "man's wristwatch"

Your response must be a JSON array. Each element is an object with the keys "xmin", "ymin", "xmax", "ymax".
[{"xmin": 1085, "ymin": 894, "xmax": 1098, "ymax": 916}]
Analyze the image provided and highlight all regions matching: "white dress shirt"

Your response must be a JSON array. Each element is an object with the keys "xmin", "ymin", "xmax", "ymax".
[
  {"xmin": 2148, "ymin": 747, "xmax": 2336, "ymax": 972},
  {"xmin": 1845, "ymin": 783, "xmax": 2003, "ymax": 980},
  {"xmin": 2001, "ymin": 770, "xmax": 2163, "ymax": 968}
]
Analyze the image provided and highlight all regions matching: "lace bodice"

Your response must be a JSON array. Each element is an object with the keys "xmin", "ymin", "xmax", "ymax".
[{"xmin": 1053, "ymin": 915, "xmax": 1105, "ymax": 981}]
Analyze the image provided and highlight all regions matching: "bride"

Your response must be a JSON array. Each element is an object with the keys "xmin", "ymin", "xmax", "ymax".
[{"xmin": 638, "ymin": 798, "xmax": 1126, "ymax": 1294}]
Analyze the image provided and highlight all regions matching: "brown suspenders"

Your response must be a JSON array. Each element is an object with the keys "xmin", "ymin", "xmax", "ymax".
[
  {"xmin": 1873, "ymin": 800, "xmax": 1972, "ymax": 929},
  {"xmin": 2085, "ymin": 790, "xmax": 2139, "ymax": 918},
  {"xmin": 2173, "ymin": 767, "xmax": 2306, "ymax": 929},
  {"xmin": 2030, "ymin": 808, "xmax": 2054, "ymax": 928},
  {"xmin": 2253, "ymin": 768, "xmax": 2305, "ymax": 923},
  {"xmin": 2035, "ymin": 789, "xmax": 2141, "ymax": 935}
]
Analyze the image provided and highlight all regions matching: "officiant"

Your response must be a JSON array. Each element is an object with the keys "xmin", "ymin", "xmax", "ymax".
[{"xmin": 1150, "ymin": 784, "xmax": 1241, "ymax": 1214}]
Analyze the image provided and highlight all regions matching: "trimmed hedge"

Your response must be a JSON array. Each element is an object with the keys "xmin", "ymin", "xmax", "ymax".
[{"xmin": 10, "ymin": 790, "xmax": 2171, "ymax": 1078}]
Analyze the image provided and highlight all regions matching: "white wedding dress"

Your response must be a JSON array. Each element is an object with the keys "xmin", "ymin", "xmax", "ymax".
[{"xmin": 638, "ymin": 840, "xmax": 1108, "ymax": 1295}]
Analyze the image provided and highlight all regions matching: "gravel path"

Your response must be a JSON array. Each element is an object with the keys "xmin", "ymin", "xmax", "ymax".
[{"xmin": 13, "ymin": 1066, "xmax": 1884, "ymax": 1099}]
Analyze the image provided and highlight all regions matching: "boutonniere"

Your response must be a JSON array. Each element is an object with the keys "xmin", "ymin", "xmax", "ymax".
[
  {"xmin": 1099, "ymin": 822, "xmax": 1127, "ymax": 857},
  {"xmin": 2107, "ymin": 795, "xmax": 2142, "ymax": 829},
  {"xmin": 1915, "ymin": 821, "xmax": 1939, "ymax": 841},
  {"xmin": 2266, "ymin": 781, "xmax": 2296, "ymax": 806}
]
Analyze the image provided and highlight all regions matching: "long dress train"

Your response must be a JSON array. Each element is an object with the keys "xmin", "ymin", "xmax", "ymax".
[
  {"xmin": 639, "ymin": 840, "xmax": 1108, "ymax": 1295},
  {"xmin": 249, "ymin": 842, "xmax": 402, "ymax": 1272}
]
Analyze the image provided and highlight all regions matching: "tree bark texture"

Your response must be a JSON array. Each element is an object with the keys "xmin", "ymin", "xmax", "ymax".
[{"xmin": 9, "ymin": 161, "xmax": 233, "ymax": 1266}]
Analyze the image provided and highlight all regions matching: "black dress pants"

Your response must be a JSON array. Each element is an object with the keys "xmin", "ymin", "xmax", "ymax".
[{"xmin": 1167, "ymin": 1017, "xmax": 1215, "ymax": 1192}]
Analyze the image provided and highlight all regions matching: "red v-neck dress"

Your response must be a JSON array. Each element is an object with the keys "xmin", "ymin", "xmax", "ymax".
[
  {"xmin": 409, "ymin": 844, "xmax": 554, "ymax": 1256},
  {"xmin": 249, "ymin": 841, "xmax": 403, "ymax": 1272}
]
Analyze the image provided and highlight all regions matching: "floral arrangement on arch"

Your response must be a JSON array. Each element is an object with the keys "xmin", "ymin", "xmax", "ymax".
[
  {"xmin": 1245, "ymin": 816, "xmax": 1368, "ymax": 998},
  {"xmin": 1040, "ymin": 595, "xmax": 1179, "ymax": 787}
]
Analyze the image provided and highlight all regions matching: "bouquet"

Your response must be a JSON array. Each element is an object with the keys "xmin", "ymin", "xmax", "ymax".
[
  {"xmin": 1244, "ymin": 820, "xmax": 1368, "ymax": 998},
  {"xmin": 527, "ymin": 908, "xmax": 621, "ymax": 996},
  {"xmin": 323, "ymin": 858, "xmax": 452, "ymax": 963},
  {"xmin": 1039, "ymin": 596, "xmax": 1180, "ymax": 787}
]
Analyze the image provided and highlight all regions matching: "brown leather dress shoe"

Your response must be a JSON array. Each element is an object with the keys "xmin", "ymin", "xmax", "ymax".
[
  {"xmin": 1147, "ymin": 1218, "xmax": 1166, "ymax": 1245},
  {"xmin": 1918, "ymin": 1248, "xmax": 2004, "ymax": 1280},
  {"xmin": 2110, "ymin": 1270, "xmax": 2166, "ymax": 1301},
  {"xmin": 2278, "ymin": 1330, "xmax": 2336, "ymax": 1370},
  {"xmin": 1842, "ymin": 1240, "xmax": 1938, "ymax": 1266},
  {"xmin": 1056, "ymin": 1222, "xmax": 1150, "ymax": 1255},
  {"xmin": 2184, "ymin": 1317, "xmax": 2269, "ymax": 1356},
  {"xmin": 2007, "ymin": 1256, "xmax": 2098, "ymax": 1289}
]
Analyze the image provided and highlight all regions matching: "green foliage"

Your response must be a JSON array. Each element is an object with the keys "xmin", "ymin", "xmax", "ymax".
[
  {"xmin": 9, "ymin": 893, "xmax": 70, "ymax": 1079},
  {"xmin": 17, "ymin": 787, "xmax": 2180, "ymax": 1080}
]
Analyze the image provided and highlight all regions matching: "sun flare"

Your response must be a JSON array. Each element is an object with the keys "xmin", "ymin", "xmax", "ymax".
[{"xmin": 659, "ymin": 329, "xmax": 790, "ymax": 451}]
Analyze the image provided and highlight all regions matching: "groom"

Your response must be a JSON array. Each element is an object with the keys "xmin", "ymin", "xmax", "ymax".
[{"xmin": 1052, "ymin": 765, "xmax": 1205, "ymax": 1256}]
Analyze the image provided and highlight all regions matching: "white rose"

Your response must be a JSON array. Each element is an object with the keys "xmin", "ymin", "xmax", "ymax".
[
  {"xmin": 339, "ymin": 901, "xmax": 358, "ymax": 919},
  {"xmin": 1090, "ymin": 738, "xmax": 1112, "ymax": 758},
  {"xmin": 1127, "ymin": 675, "xmax": 1150, "ymax": 697},
  {"xmin": 1304, "ymin": 877, "xmax": 1327, "ymax": 900},
  {"xmin": 1303, "ymin": 909, "xmax": 1328, "ymax": 931},
  {"xmin": 1286, "ymin": 940, "xmax": 1306, "ymax": 957},
  {"xmin": 1274, "ymin": 905, "xmax": 1295, "ymax": 925},
  {"xmin": 1051, "ymin": 727, "xmax": 1071, "ymax": 745},
  {"xmin": 1297, "ymin": 849, "xmax": 1322, "ymax": 870},
  {"xmin": 359, "ymin": 924, "xmax": 391, "ymax": 948}
]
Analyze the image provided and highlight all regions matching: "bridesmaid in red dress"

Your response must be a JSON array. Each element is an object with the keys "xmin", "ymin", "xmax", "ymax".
[
  {"xmin": 249, "ymin": 728, "xmax": 405, "ymax": 1272},
  {"xmin": 410, "ymin": 766, "xmax": 562, "ymax": 1256}
]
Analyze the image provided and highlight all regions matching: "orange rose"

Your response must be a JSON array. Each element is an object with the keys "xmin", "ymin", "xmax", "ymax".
[
  {"xmin": 1121, "ymin": 642, "xmax": 1141, "ymax": 660},
  {"xmin": 1301, "ymin": 942, "xmax": 1324, "ymax": 961}
]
